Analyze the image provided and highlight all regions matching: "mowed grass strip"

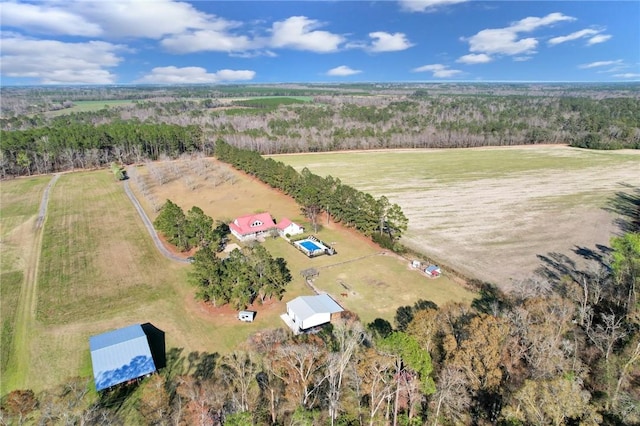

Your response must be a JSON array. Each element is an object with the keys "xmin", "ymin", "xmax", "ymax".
[
  {"xmin": 0, "ymin": 176, "xmax": 50, "ymax": 238},
  {"xmin": 37, "ymin": 171, "xmax": 179, "ymax": 325},
  {"xmin": 1, "ymin": 271, "xmax": 22, "ymax": 377},
  {"xmin": 0, "ymin": 176, "xmax": 50, "ymax": 384}
]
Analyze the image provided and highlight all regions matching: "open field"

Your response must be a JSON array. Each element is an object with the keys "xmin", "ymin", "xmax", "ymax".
[
  {"xmin": 2, "ymin": 160, "xmax": 474, "ymax": 393},
  {"xmin": 0, "ymin": 171, "xmax": 295, "ymax": 393},
  {"xmin": 0, "ymin": 176, "xmax": 50, "ymax": 386},
  {"xmin": 135, "ymin": 159, "xmax": 475, "ymax": 325},
  {"xmin": 271, "ymin": 145, "xmax": 640, "ymax": 291},
  {"xmin": 44, "ymin": 100, "xmax": 136, "ymax": 117}
]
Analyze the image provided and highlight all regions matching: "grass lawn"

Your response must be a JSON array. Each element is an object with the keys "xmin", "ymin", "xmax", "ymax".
[
  {"xmin": 0, "ymin": 176, "xmax": 50, "ymax": 239},
  {"xmin": 0, "ymin": 176, "xmax": 50, "ymax": 389},
  {"xmin": 1, "ymin": 271, "xmax": 22, "ymax": 378},
  {"xmin": 137, "ymin": 158, "xmax": 475, "ymax": 326},
  {"xmin": 2, "ymin": 169, "xmax": 296, "ymax": 393},
  {"xmin": 37, "ymin": 170, "xmax": 179, "ymax": 325}
]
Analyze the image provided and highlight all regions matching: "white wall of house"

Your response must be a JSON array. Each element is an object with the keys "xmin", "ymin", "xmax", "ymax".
[{"xmin": 280, "ymin": 223, "xmax": 304, "ymax": 236}]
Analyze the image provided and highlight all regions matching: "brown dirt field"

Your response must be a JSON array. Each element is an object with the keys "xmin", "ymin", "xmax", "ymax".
[
  {"xmin": 274, "ymin": 145, "xmax": 640, "ymax": 294},
  {"xmin": 395, "ymin": 154, "xmax": 640, "ymax": 292}
]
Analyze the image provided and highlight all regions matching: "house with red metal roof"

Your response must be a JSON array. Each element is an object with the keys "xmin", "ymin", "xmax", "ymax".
[
  {"xmin": 229, "ymin": 212, "xmax": 277, "ymax": 241},
  {"xmin": 276, "ymin": 217, "xmax": 304, "ymax": 238}
]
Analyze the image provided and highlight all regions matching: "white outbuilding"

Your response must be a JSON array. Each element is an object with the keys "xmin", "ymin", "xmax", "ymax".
[{"xmin": 283, "ymin": 294, "xmax": 344, "ymax": 332}]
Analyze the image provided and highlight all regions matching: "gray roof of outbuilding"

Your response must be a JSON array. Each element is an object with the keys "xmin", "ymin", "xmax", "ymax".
[
  {"xmin": 89, "ymin": 324, "xmax": 156, "ymax": 391},
  {"xmin": 287, "ymin": 294, "xmax": 343, "ymax": 322}
]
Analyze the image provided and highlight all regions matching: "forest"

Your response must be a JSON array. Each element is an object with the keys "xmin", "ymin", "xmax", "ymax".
[{"xmin": 1, "ymin": 84, "xmax": 639, "ymax": 178}]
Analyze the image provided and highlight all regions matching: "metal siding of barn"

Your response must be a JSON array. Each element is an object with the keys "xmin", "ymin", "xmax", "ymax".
[{"xmin": 287, "ymin": 294, "xmax": 343, "ymax": 330}]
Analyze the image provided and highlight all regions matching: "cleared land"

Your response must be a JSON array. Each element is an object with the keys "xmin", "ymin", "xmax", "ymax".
[
  {"xmin": 44, "ymin": 100, "xmax": 136, "ymax": 117},
  {"xmin": 2, "ymin": 161, "xmax": 473, "ymax": 393},
  {"xmin": 134, "ymin": 160, "xmax": 474, "ymax": 325},
  {"xmin": 0, "ymin": 176, "xmax": 50, "ymax": 392},
  {"xmin": 272, "ymin": 145, "xmax": 640, "ymax": 291}
]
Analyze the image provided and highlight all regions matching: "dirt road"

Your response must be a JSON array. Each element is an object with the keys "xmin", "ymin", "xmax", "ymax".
[{"xmin": 123, "ymin": 176, "xmax": 190, "ymax": 264}]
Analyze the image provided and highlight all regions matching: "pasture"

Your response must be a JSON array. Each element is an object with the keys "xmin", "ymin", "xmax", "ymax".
[
  {"xmin": 2, "ymin": 160, "xmax": 474, "ymax": 393},
  {"xmin": 271, "ymin": 145, "xmax": 640, "ymax": 290},
  {"xmin": 45, "ymin": 100, "xmax": 136, "ymax": 117},
  {"xmin": 0, "ymin": 171, "xmax": 290, "ymax": 393},
  {"xmin": 134, "ymin": 159, "xmax": 474, "ymax": 325},
  {"xmin": 0, "ymin": 176, "xmax": 50, "ymax": 389}
]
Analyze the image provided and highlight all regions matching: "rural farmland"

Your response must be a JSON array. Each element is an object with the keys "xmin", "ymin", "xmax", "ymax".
[
  {"xmin": 1, "ymin": 160, "xmax": 475, "ymax": 393},
  {"xmin": 273, "ymin": 145, "xmax": 640, "ymax": 291}
]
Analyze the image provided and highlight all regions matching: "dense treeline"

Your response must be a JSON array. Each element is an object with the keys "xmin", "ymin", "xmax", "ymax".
[
  {"xmin": 2, "ymin": 224, "xmax": 638, "ymax": 424},
  {"xmin": 214, "ymin": 140, "xmax": 408, "ymax": 247},
  {"xmin": 2, "ymin": 85, "xmax": 639, "ymax": 178},
  {"xmin": 0, "ymin": 122, "xmax": 204, "ymax": 177}
]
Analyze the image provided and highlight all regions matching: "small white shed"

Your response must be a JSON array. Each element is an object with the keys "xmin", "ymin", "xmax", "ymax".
[{"xmin": 285, "ymin": 294, "xmax": 343, "ymax": 331}]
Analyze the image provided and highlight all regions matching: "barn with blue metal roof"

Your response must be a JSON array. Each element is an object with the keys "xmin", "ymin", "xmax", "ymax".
[{"xmin": 89, "ymin": 324, "xmax": 156, "ymax": 391}]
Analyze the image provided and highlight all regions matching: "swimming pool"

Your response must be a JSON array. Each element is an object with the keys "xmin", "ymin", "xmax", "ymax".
[
  {"xmin": 299, "ymin": 240, "xmax": 322, "ymax": 251},
  {"xmin": 293, "ymin": 237, "xmax": 333, "ymax": 257}
]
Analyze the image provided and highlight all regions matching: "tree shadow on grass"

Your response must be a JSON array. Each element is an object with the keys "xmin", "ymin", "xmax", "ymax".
[
  {"xmin": 604, "ymin": 184, "xmax": 640, "ymax": 234},
  {"xmin": 162, "ymin": 348, "xmax": 220, "ymax": 382},
  {"xmin": 535, "ymin": 252, "xmax": 580, "ymax": 285}
]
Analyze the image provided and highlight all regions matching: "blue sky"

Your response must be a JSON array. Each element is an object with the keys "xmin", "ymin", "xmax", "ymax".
[{"xmin": 1, "ymin": 0, "xmax": 639, "ymax": 85}]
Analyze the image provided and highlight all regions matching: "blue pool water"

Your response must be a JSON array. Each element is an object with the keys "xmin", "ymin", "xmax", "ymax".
[{"xmin": 299, "ymin": 240, "xmax": 322, "ymax": 251}]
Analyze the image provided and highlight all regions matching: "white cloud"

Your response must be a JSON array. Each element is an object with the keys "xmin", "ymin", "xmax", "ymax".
[
  {"xmin": 327, "ymin": 66, "xmax": 362, "ymax": 76},
  {"xmin": 579, "ymin": 60, "xmax": 623, "ymax": 69},
  {"xmin": 613, "ymin": 73, "xmax": 640, "ymax": 79},
  {"xmin": 161, "ymin": 30, "xmax": 255, "ymax": 53},
  {"xmin": 68, "ymin": 0, "xmax": 220, "ymax": 39},
  {"xmin": 467, "ymin": 28, "xmax": 538, "ymax": 56},
  {"xmin": 548, "ymin": 27, "xmax": 611, "ymax": 47},
  {"xmin": 270, "ymin": 16, "xmax": 344, "ymax": 53},
  {"xmin": 0, "ymin": 36, "xmax": 124, "ymax": 84},
  {"xmin": 548, "ymin": 28, "xmax": 600, "ymax": 45},
  {"xmin": 465, "ymin": 12, "xmax": 575, "ymax": 57},
  {"xmin": 513, "ymin": 56, "xmax": 533, "ymax": 62},
  {"xmin": 0, "ymin": 2, "xmax": 102, "ymax": 36},
  {"xmin": 1, "ymin": 0, "xmax": 227, "ymax": 40},
  {"xmin": 368, "ymin": 32, "xmax": 414, "ymax": 52},
  {"xmin": 508, "ymin": 13, "xmax": 575, "ymax": 32},
  {"xmin": 457, "ymin": 53, "xmax": 492, "ymax": 64},
  {"xmin": 412, "ymin": 64, "xmax": 462, "ymax": 78},
  {"xmin": 137, "ymin": 66, "xmax": 255, "ymax": 84},
  {"xmin": 587, "ymin": 34, "xmax": 612, "ymax": 45},
  {"xmin": 399, "ymin": 0, "xmax": 468, "ymax": 13}
]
